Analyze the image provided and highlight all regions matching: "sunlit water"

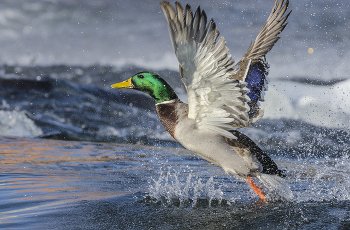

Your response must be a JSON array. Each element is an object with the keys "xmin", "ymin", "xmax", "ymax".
[{"xmin": 1, "ymin": 136, "xmax": 350, "ymax": 229}]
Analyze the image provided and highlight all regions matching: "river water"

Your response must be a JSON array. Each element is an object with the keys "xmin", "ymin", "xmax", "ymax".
[{"xmin": 1, "ymin": 0, "xmax": 350, "ymax": 229}]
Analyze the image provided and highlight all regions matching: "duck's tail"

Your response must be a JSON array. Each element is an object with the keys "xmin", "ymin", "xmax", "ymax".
[{"xmin": 258, "ymin": 173, "xmax": 294, "ymax": 201}]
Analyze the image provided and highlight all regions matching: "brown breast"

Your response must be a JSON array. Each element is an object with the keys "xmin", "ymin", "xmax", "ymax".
[{"xmin": 155, "ymin": 100, "xmax": 180, "ymax": 138}]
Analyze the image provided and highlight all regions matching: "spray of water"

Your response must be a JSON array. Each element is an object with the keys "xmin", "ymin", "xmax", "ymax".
[
  {"xmin": 148, "ymin": 168, "xmax": 235, "ymax": 208},
  {"xmin": 290, "ymin": 154, "xmax": 350, "ymax": 202}
]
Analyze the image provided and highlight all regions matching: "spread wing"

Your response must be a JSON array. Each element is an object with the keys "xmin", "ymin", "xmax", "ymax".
[
  {"xmin": 232, "ymin": 0, "xmax": 291, "ymax": 122},
  {"xmin": 161, "ymin": 1, "xmax": 250, "ymax": 139}
]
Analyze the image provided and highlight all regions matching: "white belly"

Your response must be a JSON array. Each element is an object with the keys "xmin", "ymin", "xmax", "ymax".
[{"xmin": 174, "ymin": 117, "xmax": 260, "ymax": 178}]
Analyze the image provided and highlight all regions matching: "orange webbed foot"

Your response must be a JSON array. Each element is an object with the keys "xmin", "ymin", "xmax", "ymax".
[{"xmin": 246, "ymin": 176, "xmax": 266, "ymax": 201}]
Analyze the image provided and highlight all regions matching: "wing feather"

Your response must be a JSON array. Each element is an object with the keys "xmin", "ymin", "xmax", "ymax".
[
  {"xmin": 161, "ymin": 2, "xmax": 249, "ymax": 138},
  {"xmin": 160, "ymin": 0, "xmax": 290, "ymax": 138},
  {"xmin": 232, "ymin": 0, "xmax": 291, "ymax": 122}
]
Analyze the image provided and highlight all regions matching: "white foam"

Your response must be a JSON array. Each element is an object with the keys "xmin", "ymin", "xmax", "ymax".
[
  {"xmin": 0, "ymin": 110, "xmax": 43, "ymax": 137},
  {"xmin": 263, "ymin": 79, "xmax": 350, "ymax": 129}
]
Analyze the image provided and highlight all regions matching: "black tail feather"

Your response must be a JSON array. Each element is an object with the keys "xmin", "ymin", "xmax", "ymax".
[{"xmin": 227, "ymin": 130, "xmax": 284, "ymax": 177}]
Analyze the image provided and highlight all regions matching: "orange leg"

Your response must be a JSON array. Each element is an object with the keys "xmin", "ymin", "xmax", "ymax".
[{"xmin": 246, "ymin": 176, "xmax": 266, "ymax": 201}]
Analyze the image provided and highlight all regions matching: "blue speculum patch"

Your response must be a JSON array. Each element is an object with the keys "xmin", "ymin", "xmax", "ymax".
[{"xmin": 246, "ymin": 63, "xmax": 266, "ymax": 102}]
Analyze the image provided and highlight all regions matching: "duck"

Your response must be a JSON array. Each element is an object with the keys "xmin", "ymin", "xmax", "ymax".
[{"xmin": 111, "ymin": 0, "xmax": 292, "ymax": 201}]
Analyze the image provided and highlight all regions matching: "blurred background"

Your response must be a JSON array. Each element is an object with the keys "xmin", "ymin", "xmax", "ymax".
[
  {"xmin": 0, "ymin": 0, "xmax": 349, "ymax": 137},
  {"xmin": 0, "ymin": 0, "xmax": 348, "ymax": 78}
]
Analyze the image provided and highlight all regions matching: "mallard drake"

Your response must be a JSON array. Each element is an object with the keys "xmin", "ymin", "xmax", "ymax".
[{"xmin": 112, "ymin": 0, "xmax": 292, "ymax": 201}]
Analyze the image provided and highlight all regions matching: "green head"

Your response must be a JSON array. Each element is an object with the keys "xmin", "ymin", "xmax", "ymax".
[{"xmin": 111, "ymin": 72, "xmax": 178, "ymax": 104}]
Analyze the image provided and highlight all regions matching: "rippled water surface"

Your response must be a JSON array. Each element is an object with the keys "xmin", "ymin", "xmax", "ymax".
[{"xmin": 1, "ymin": 136, "xmax": 350, "ymax": 229}]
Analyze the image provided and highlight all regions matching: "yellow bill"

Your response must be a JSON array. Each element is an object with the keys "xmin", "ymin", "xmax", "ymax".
[{"xmin": 111, "ymin": 78, "xmax": 133, "ymax": 89}]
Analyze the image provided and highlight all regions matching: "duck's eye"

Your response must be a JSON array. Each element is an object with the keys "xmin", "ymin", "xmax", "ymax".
[{"xmin": 138, "ymin": 75, "xmax": 144, "ymax": 79}]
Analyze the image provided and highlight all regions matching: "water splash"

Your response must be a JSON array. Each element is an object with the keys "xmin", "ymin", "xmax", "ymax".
[
  {"xmin": 146, "ymin": 154, "xmax": 350, "ymax": 206},
  {"xmin": 147, "ymin": 169, "xmax": 233, "ymax": 208},
  {"xmin": 286, "ymin": 154, "xmax": 350, "ymax": 202}
]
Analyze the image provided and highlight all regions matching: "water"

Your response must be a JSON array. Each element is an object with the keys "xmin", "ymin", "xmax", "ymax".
[
  {"xmin": 0, "ymin": 0, "xmax": 350, "ymax": 228},
  {"xmin": 1, "ymin": 136, "xmax": 350, "ymax": 229}
]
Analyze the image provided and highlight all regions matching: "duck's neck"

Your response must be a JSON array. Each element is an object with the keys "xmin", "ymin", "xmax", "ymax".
[
  {"xmin": 138, "ymin": 79, "xmax": 178, "ymax": 104},
  {"xmin": 155, "ymin": 99, "xmax": 181, "ymax": 138}
]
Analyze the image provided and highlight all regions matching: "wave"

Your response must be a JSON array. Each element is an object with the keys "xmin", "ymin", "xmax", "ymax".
[{"xmin": 0, "ymin": 64, "xmax": 349, "ymax": 157}]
